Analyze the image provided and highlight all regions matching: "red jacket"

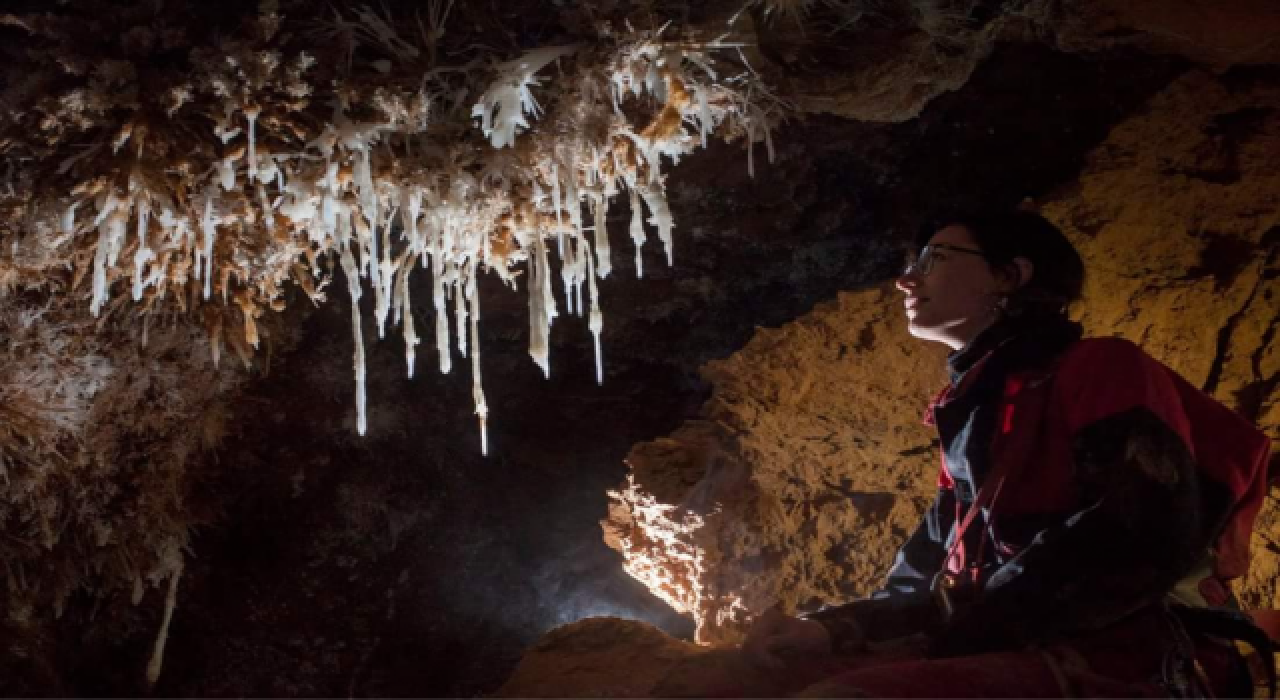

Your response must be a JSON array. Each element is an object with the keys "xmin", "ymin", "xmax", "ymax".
[
  {"xmin": 943, "ymin": 337, "xmax": 1271, "ymax": 604},
  {"xmin": 810, "ymin": 328, "xmax": 1272, "ymax": 658}
]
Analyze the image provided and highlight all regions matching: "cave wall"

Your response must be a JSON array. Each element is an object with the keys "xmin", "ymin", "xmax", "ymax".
[
  {"xmin": 606, "ymin": 286, "xmax": 945, "ymax": 644},
  {"xmin": 602, "ymin": 66, "xmax": 1280, "ymax": 649},
  {"xmin": 0, "ymin": 296, "xmax": 254, "ymax": 695},
  {"xmin": 2, "ymin": 0, "xmax": 1278, "ymax": 697},
  {"xmin": 1044, "ymin": 68, "xmax": 1280, "ymax": 608}
]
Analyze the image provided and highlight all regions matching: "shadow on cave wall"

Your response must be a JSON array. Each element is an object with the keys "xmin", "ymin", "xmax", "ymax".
[{"xmin": 51, "ymin": 44, "xmax": 1183, "ymax": 697}]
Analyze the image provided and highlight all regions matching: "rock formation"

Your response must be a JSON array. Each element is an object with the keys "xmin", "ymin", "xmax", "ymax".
[
  {"xmin": 605, "ymin": 285, "xmax": 946, "ymax": 645},
  {"xmin": 494, "ymin": 617, "xmax": 701, "ymax": 697}
]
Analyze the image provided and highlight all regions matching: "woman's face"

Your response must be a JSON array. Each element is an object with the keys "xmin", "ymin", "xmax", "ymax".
[{"xmin": 895, "ymin": 225, "xmax": 1009, "ymax": 350}]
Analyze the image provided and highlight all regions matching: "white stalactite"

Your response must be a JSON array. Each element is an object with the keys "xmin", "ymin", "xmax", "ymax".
[
  {"xmin": 455, "ymin": 260, "xmax": 469, "ymax": 359},
  {"xmin": 218, "ymin": 157, "xmax": 236, "ymax": 191},
  {"xmin": 697, "ymin": 85, "xmax": 711, "ymax": 148},
  {"xmin": 340, "ymin": 241, "xmax": 368, "ymax": 436},
  {"xmin": 131, "ymin": 197, "xmax": 153, "ymax": 301},
  {"xmin": 629, "ymin": 186, "xmax": 646, "ymax": 278},
  {"xmin": 59, "ymin": 34, "xmax": 773, "ymax": 455},
  {"xmin": 245, "ymin": 107, "xmax": 260, "ymax": 183},
  {"xmin": 257, "ymin": 183, "xmax": 274, "ymax": 234},
  {"xmin": 640, "ymin": 186, "xmax": 674, "ymax": 267},
  {"xmin": 466, "ymin": 261, "xmax": 488, "ymax": 455},
  {"xmin": 431, "ymin": 232, "xmax": 451, "ymax": 375},
  {"xmin": 91, "ymin": 195, "xmax": 130, "ymax": 316},
  {"xmin": 374, "ymin": 205, "xmax": 395, "ymax": 339},
  {"xmin": 591, "ymin": 192, "xmax": 612, "ymax": 279},
  {"xmin": 561, "ymin": 230, "xmax": 577, "ymax": 316},
  {"xmin": 586, "ymin": 232, "xmax": 604, "ymax": 385},
  {"xmin": 471, "ymin": 46, "xmax": 578, "ymax": 149},
  {"xmin": 528, "ymin": 232, "xmax": 555, "ymax": 377},
  {"xmin": 399, "ymin": 256, "xmax": 418, "ymax": 378},
  {"xmin": 200, "ymin": 195, "xmax": 216, "ymax": 300},
  {"xmin": 144, "ymin": 561, "xmax": 183, "ymax": 689}
]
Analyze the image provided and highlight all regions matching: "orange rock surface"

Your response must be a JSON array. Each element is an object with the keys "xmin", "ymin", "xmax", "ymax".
[{"xmin": 493, "ymin": 617, "xmax": 701, "ymax": 697}]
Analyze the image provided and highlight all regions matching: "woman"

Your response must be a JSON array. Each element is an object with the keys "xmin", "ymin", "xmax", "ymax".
[{"xmin": 730, "ymin": 210, "xmax": 1272, "ymax": 697}]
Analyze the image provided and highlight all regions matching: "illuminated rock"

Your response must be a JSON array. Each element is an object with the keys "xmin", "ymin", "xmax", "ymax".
[{"xmin": 606, "ymin": 285, "xmax": 947, "ymax": 644}]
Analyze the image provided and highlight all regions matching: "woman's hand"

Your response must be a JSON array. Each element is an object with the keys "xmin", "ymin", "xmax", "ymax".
[{"xmin": 741, "ymin": 605, "xmax": 832, "ymax": 671}]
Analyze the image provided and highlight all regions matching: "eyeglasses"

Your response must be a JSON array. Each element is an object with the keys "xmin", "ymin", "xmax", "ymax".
[{"xmin": 902, "ymin": 243, "xmax": 988, "ymax": 277}]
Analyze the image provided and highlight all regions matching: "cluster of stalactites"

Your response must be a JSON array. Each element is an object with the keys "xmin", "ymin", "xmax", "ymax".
[{"xmin": 52, "ymin": 33, "xmax": 770, "ymax": 455}]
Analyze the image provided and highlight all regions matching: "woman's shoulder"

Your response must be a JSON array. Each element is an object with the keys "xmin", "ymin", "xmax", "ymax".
[
  {"xmin": 1051, "ymin": 335, "xmax": 1187, "ymax": 426},
  {"xmin": 1058, "ymin": 335, "xmax": 1158, "ymax": 373},
  {"xmin": 1066, "ymin": 335, "xmax": 1146, "ymax": 356}
]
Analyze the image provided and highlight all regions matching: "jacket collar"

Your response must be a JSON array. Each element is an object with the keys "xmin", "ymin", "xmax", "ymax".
[{"xmin": 946, "ymin": 314, "xmax": 1084, "ymax": 390}]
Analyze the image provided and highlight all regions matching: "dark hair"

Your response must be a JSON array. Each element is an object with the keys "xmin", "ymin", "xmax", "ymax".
[{"xmin": 915, "ymin": 209, "xmax": 1085, "ymax": 316}]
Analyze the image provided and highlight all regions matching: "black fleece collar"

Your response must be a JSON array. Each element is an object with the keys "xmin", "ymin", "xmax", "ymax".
[{"xmin": 946, "ymin": 314, "xmax": 1084, "ymax": 390}]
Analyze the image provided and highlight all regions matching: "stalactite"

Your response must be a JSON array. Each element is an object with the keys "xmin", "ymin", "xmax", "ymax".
[
  {"xmin": 629, "ymin": 186, "xmax": 646, "ymax": 279},
  {"xmin": 144, "ymin": 561, "xmax": 183, "ymax": 688},
  {"xmin": 17, "ymin": 10, "xmax": 778, "ymax": 453},
  {"xmin": 340, "ymin": 240, "xmax": 368, "ymax": 436}
]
